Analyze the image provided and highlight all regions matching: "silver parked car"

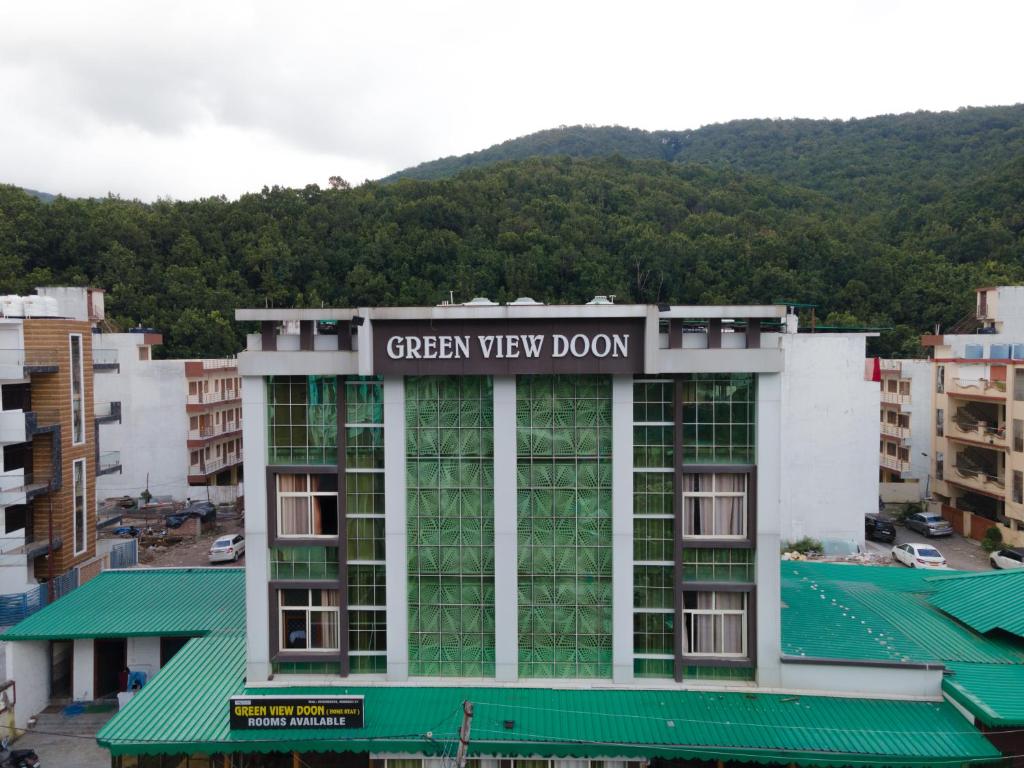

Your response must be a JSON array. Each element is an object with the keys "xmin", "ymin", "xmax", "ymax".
[
  {"xmin": 904, "ymin": 512, "xmax": 954, "ymax": 538},
  {"xmin": 209, "ymin": 534, "xmax": 245, "ymax": 563}
]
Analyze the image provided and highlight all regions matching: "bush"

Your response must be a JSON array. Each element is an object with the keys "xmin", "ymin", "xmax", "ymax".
[
  {"xmin": 981, "ymin": 525, "xmax": 1003, "ymax": 552},
  {"xmin": 893, "ymin": 502, "xmax": 924, "ymax": 525},
  {"xmin": 785, "ymin": 537, "xmax": 824, "ymax": 555}
]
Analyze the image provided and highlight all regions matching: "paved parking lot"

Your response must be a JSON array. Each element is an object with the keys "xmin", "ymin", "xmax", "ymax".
[{"xmin": 863, "ymin": 525, "xmax": 990, "ymax": 571}]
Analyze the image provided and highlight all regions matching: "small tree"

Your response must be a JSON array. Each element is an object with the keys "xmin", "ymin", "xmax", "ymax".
[{"xmin": 981, "ymin": 525, "xmax": 1003, "ymax": 553}]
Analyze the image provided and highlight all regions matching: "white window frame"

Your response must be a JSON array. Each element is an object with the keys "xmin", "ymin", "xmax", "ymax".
[
  {"xmin": 682, "ymin": 472, "xmax": 748, "ymax": 539},
  {"xmin": 278, "ymin": 588, "xmax": 340, "ymax": 652},
  {"xmin": 276, "ymin": 473, "xmax": 339, "ymax": 538},
  {"xmin": 683, "ymin": 591, "xmax": 747, "ymax": 657},
  {"xmin": 69, "ymin": 334, "xmax": 85, "ymax": 445},
  {"xmin": 72, "ymin": 458, "xmax": 87, "ymax": 555}
]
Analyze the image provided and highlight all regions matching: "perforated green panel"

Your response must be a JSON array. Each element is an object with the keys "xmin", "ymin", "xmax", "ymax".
[
  {"xmin": 633, "ymin": 379, "xmax": 675, "ymax": 679},
  {"xmin": 517, "ymin": 375, "xmax": 612, "ymax": 679},
  {"xmin": 406, "ymin": 376, "xmax": 495, "ymax": 677},
  {"xmin": 683, "ymin": 547, "xmax": 754, "ymax": 582}
]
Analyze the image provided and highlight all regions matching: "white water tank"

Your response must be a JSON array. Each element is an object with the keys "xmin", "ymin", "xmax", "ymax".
[
  {"xmin": 0, "ymin": 295, "xmax": 24, "ymax": 317},
  {"xmin": 22, "ymin": 296, "xmax": 46, "ymax": 317}
]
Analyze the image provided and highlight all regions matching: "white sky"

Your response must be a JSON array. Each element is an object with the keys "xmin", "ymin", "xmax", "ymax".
[{"xmin": 1, "ymin": 0, "xmax": 1021, "ymax": 201}]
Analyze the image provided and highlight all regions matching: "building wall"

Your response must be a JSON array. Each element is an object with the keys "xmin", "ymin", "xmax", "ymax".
[
  {"xmin": 72, "ymin": 637, "xmax": 94, "ymax": 701},
  {"xmin": 94, "ymin": 336, "xmax": 189, "ymax": 502},
  {"xmin": 905, "ymin": 359, "xmax": 934, "ymax": 489},
  {"xmin": 778, "ymin": 334, "xmax": 877, "ymax": 545},
  {"xmin": 126, "ymin": 636, "xmax": 160, "ymax": 681},
  {"xmin": 22, "ymin": 319, "xmax": 96, "ymax": 576},
  {"xmin": 5, "ymin": 640, "xmax": 48, "ymax": 731}
]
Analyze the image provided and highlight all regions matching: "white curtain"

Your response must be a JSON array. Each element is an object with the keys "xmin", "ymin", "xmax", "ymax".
[
  {"xmin": 278, "ymin": 474, "xmax": 310, "ymax": 535},
  {"xmin": 715, "ymin": 474, "xmax": 746, "ymax": 536},
  {"xmin": 717, "ymin": 592, "xmax": 745, "ymax": 654}
]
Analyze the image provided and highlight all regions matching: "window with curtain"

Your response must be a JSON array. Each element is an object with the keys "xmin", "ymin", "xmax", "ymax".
[
  {"xmin": 683, "ymin": 591, "xmax": 746, "ymax": 656},
  {"xmin": 277, "ymin": 473, "xmax": 339, "ymax": 537},
  {"xmin": 682, "ymin": 473, "xmax": 747, "ymax": 538},
  {"xmin": 279, "ymin": 589, "xmax": 340, "ymax": 651}
]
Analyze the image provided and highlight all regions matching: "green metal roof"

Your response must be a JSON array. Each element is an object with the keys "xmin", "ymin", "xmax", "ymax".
[
  {"xmin": 944, "ymin": 662, "xmax": 1024, "ymax": 727},
  {"xmin": 782, "ymin": 563, "xmax": 1024, "ymax": 665},
  {"xmin": 1, "ymin": 568, "xmax": 244, "ymax": 640},
  {"xmin": 927, "ymin": 569, "xmax": 1024, "ymax": 639},
  {"xmin": 97, "ymin": 632, "xmax": 998, "ymax": 766}
]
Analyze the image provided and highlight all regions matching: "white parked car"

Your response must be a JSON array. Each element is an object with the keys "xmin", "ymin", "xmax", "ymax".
[
  {"xmin": 891, "ymin": 542, "xmax": 948, "ymax": 569},
  {"xmin": 209, "ymin": 534, "xmax": 245, "ymax": 563},
  {"xmin": 990, "ymin": 548, "xmax": 1024, "ymax": 570}
]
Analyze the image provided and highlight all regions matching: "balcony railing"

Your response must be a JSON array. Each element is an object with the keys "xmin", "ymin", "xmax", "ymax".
[
  {"xmin": 880, "ymin": 454, "xmax": 911, "ymax": 473},
  {"xmin": 880, "ymin": 391, "xmax": 911, "ymax": 406},
  {"xmin": 879, "ymin": 359, "xmax": 902, "ymax": 372},
  {"xmin": 202, "ymin": 358, "xmax": 238, "ymax": 371},
  {"xmin": 952, "ymin": 417, "xmax": 1006, "ymax": 444},
  {"xmin": 187, "ymin": 389, "xmax": 240, "ymax": 406},
  {"xmin": 188, "ymin": 422, "xmax": 241, "ymax": 440},
  {"xmin": 880, "ymin": 423, "xmax": 910, "ymax": 439},
  {"xmin": 950, "ymin": 377, "xmax": 1007, "ymax": 397},
  {"xmin": 98, "ymin": 451, "xmax": 121, "ymax": 474},
  {"xmin": 0, "ymin": 348, "xmax": 61, "ymax": 372},
  {"xmin": 190, "ymin": 450, "xmax": 243, "ymax": 476},
  {"xmin": 953, "ymin": 463, "xmax": 1005, "ymax": 490},
  {"xmin": 92, "ymin": 348, "xmax": 119, "ymax": 368},
  {"xmin": 0, "ymin": 471, "xmax": 53, "ymax": 502}
]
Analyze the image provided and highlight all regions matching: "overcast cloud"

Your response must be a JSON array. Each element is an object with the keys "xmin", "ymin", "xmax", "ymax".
[{"xmin": 1, "ymin": 0, "xmax": 1021, "ymax": 201}]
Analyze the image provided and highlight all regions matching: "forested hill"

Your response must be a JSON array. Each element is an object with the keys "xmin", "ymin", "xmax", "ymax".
[
  {"xmin": 3, "ymin": 141, "xmax": 1023, "ymax": 360},
  {"xmin": 384, "ymin": 106, "xmax": 1024, "ymax": 207}
]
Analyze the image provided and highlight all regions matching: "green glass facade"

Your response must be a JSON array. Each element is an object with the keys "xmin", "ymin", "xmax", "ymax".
[
  {"xmin": 406, "ymin": 376, "xmax": 496, "ymax": 677},
  {"xmin": 633, "ymin": 379, "xmax": 675, "ymax": 678},
  {"xmin": 346, "ymin": 377, "xmax": 387, "ymax": 674},
  {"xmin": 517, "ymin": 375, "xmax": 613, "ymax": 678},
  {"xmin": 267, "ymin": 375, "xmax": 338, "ymax": 465},
  {"xmin": 682, "ymin": 373, "xmax": 755, "ymax": 464}
]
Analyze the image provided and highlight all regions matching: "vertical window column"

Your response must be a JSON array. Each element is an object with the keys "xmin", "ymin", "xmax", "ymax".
[
  {"xmin": 631, "ymin": 379, "xmax": 674, "ymax": 679},
  {"xmin": 346, "ymin": 377, "xmax": 387, "ymax": 674}
]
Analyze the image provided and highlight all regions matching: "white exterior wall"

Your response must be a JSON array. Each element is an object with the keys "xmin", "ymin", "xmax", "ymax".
[
  {"xmin": 904, "ymin": 359, "xmax": 934, "ymax": 492},
  {"xmin": 5, "ymin": 641, "xmax": 48, "ymax": 731},
  {"xmin": 995, "ymin": 286, "xmax": 1024, "ymax": 334},
  {"xmin": 126, "ymin": 636, "xmax": 161, "ymax": 683},
  {"xmin": 778, "ymin": 334, "xmax": 877, "ymax": 545},
  {"xmin": 242, "ymin": 375, "xmax": 271, "ymax": 683},
  {"xmin": 0, "ymin": 320, "xmax": 30, "ymax": 596},
  {"xmin": 93, "ymin": 335, "xmax": 189, "ymax": 503},
  {"xmin": 780, "ymin": 662, "xmax": 943, "ymax": 699},
  {"xmin": 72, "ymin": 638, "xmax": 94, "ymax": 701}
]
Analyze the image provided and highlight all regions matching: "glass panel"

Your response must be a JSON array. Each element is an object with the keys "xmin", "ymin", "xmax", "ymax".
[
  {"xmin": 681, "ymin": 373, "xmax": 755, "ymax": 464},
  {"xmin": 267, "ymin": 376, "xmax": 338, "ymax": 464}
]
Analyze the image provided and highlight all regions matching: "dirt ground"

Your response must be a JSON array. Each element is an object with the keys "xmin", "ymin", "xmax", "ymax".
[{"xmin": 101, "ymin": 508, "xmax": 246, "ymax": 568}]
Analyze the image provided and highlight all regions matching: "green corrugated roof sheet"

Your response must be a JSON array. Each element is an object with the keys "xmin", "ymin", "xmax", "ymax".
[
  {"xmin": 783, "ymin": 562, "xmax": 1024, "ymax": 728},
  {"xmin": 927, "ymin": 569, "xmax": 1024, "ymax": 639},
  {"xmin": 944, "ymin": 662, "xmax": 1024, "ymax": 727},
  {"xmin": 782, "ymin": 563, "xmax": 1024, "ymax": 665},
  {"xmin": 1, "ymin": 568, "xmax": 244, "ymax": 640},
  {"xmin": 97, "ymin": 633, "xmax": 999, "ymax": 766}
]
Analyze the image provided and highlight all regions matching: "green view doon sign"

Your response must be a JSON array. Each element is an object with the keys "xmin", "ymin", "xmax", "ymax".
[
  {"xmin": 229, "ymin": 695, "xmax": 364, "ymax": 730},
  {"xmin": 372, "ymin": 317, "xmax": 645, "ymax": 375}
]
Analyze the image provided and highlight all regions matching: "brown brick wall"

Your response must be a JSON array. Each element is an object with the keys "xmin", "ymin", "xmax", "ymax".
[{"xmin": 22, "ymin": 319, "xmax": 97, "ymax": 577}]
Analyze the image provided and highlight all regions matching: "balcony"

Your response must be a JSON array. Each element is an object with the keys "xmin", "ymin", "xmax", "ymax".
[
  {"xmin": 201, "ymin": 359, "xmax": 237, "ymax": 371},
  {"xmin": 0, "ymin": 471, "xmax": 54, "ymax": 505},
  {"xmin": 952, "ymin": 463, "xmax": 1005, "ymax": 494},
  {"xmin": 92, "ymin": 348, "xmax": 119, "ymax": 372},
  {"xmin": 879, "ymin": 360, "xmax": 902, "ymax": 372},
  {"xmin": 880, "ymin": 390, "xmax": 911, "ymax": 407},
  {"xmin": 94, "ymin": 401, "xmax": 122, "ymax": 425},
  {"xmin": 880, "ymin": 454, "xmax": 911, "ymax": 474},
  {"xmin": 880, "ymin": 423, "xmax": 910, "ymax": 440},
  {"xmin": 189, "ymin": 449, "xmax": 243, "ymax": 478},
  {"xmin": 0, "ymin": 348, "xmax": 60, "ymax": 376},
  {"xmin": 97, "ymin": 451, "xmax": 122, "ymax": 476},
  {"xmin": 187, "ymin": 421, "xmax": 241, "ymax": 442},
  {"xmin": 0, "ymin": 410, "xmax": 25, "ymax": 445},
  {"xmin": 186, "ymin": 389, "xmax": 240, "ymax": 407},
  {"xmin": 950, "ymin": 415, "xmax": 1007, "ymax": 449},
  {"xmin": 947, "ymin": 377, "xmax": 1006, "ymax": 400}
]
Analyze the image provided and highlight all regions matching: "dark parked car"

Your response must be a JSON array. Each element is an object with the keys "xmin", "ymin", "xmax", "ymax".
[
  {"xmin": 865, "ymin": 513, "xmax": 896, "ymax": 543},
  {"xmin": 905, "ymin": 512, "xmax": 954, "ymax": 538},
  {"xmin": 164, "ymin": 501, "xmax": 218, "ymax": 529}
]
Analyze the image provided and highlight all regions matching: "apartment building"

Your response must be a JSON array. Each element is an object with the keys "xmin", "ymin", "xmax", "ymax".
[
  {"xmin": 925, "ymin": 286, "xmax": 1024, "ymax": 547},
  {"xmin": 92, "ymin": 333, "xmax": 242, "ymax": 504},
  {"xmin": 877, "ymin": 358, "xmax": 931, "ymax": 500},
  {"xmin": 0, "ymin": 289, "xmax": 117, "ymax": 597}
]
